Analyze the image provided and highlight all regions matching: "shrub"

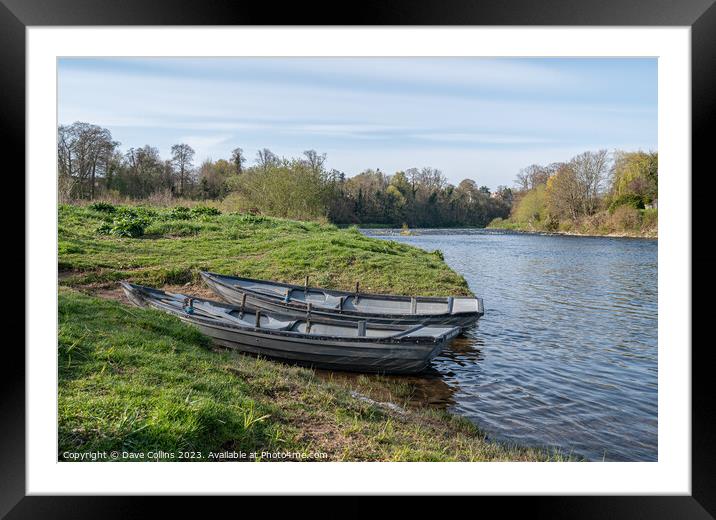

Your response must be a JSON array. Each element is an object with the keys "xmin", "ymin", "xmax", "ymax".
[
  {"xmin": 190, "ymin": 205, "xmax": 221, "ymax": 217},
  {"xmin": 558, "ymin": 220, "xmax": 573, "ymax": 232},
  {"xmin": 114, "ymin": 206, "xmax": 157, "ymax": 219},
  {"xmin": 432, "ymin": 249, "xmax": 445, "ymax": 261},
  {"xmin": 89, "ymin": 201, "xmax": 116, "ymax": 213},
  {"xmin": 608, "ymin": 205, "xmax": 641, "ymax": 232},
  {"xmin": 167, "ymin": 206, "xmax": 192, "ymax": 220},
  {"xmin": 96, "ymin": 206, "xmax": 153, "ymax": 238},
  {"xmin": 608, "ymin": 193, "xmax": 644, "ymax": 213},
  {"xmin": 642, "ymin": 208, "xmax": 658, "ymax": 231}
]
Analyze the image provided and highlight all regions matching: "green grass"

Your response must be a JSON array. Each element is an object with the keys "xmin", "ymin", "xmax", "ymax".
[
  {"xmin": 59, "ymin": 288, "xmax": 572, "ymax": 461},
  {"xmin": 59, "ymin": 204, "xmax": 470, "ymax": 295},
  {"xmin": 58, "ymin": 203, "xmax": 576, "ymax": 461}
]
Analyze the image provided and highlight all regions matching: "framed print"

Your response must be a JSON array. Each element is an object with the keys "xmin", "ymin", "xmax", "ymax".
[{"xmin": 6, "ymin": 0, "xmax": 709, "ymax": 514}]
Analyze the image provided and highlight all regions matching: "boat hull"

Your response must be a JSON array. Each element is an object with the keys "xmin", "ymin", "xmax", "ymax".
[
  {"xmin": 121, "ymin": 282, "xmax": 458, "ymax": 374},
  {"xmin": 190, "ymin": 319, "xmax": 446, "ymax": 374}
]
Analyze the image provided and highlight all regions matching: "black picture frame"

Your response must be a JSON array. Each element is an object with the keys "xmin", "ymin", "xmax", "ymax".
[{"xmin": 5, "ymin": 0, "xmax": 707, "ymax": 515}]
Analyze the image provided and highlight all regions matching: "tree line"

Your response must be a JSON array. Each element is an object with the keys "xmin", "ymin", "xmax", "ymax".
[
  {"xmin": 495, "ymin": 149, "xmax": 658, "ymax": 234},
  {"xmin": 57, "ymin": 121, "xmax": 512, "ymax": 227}
]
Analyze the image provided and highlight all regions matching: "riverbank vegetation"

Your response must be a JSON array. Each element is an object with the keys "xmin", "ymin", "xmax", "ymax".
[
  {"xmin": 58, "ymin": 122, "xmax": 657, "ymax": 237},
  {"xmin": 58, "ymin": 122, "xmax": 511, "ymax": 227},
  {"xmin": 59, "ymin": 121, "xmax": 655, "ymax": 236},
  {"xmin": 58, "ymin": 204, "xmax": 573, "ymax": 461},
  {"xmin": 488, "ymin": 150, "xmax": 658, "ymax": 237}
]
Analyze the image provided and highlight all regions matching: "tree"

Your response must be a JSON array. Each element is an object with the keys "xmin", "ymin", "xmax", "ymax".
[
  {"xmin": 303, "ymin": 150, "xmax": 327, "ymax": 175},
  {"xmin": 197, "ymin": 158, "xmax": 233, "ymax": 199},
  {"xmin": 545, "ymin": 163, "xmax": 582, "ymax": 221},
  {"xmin": 230, "ymin": 147, "xmax": 246, "ymax": 175},
  {"xmin": 513, "ymin": 184, "xmax": 548, "ymax": 224},
  {"xmin": 256, "ymin": 148, "xmax": 279, "ymax": 173},
  {"xmin": 569, "ymin": 149, "xmax": 609, "ymax": 215},
  {"xmin": 611, "ymin": 150, "xmax": 658, "ymax": 204},
  {"xmin": 171, "ymin": 143, "xmax": 195, "ymax": 196},
  {"xmin": 495, "ymin": 185, "xmax": 514, "ymax": 205},
  {"xmin": 124, "ymin": 145, "xmax": 164, "ymax": 198},
  {"xmin": 57, "ymin": 122, "xmax": 117, "ymax": 200},
  {"xmin": 515, "ymin": 164, "xmax": 553, "ymax": 191}
]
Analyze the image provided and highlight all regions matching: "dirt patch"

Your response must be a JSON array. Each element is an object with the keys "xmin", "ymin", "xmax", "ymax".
[
  {"xmin": 75, "ymin": 280, "xmax": 220, "ymax": 305},
  {"xmin": 286, "ymin": 409, "xmax": 351, "ymax": 460}
]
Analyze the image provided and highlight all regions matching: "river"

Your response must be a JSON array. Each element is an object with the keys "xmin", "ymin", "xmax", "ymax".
[{"xmin": 360, "ymin": 228, "xmax": 658, "ymax": 461}]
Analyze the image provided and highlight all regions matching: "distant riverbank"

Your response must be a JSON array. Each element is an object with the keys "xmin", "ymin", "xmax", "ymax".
[{"xmin": 487, "ymin": 209, "xmax": 657, "ymax": 239}]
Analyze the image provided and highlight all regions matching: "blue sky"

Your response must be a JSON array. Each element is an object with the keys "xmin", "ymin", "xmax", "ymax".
[{"xmin": 58, "ymin": 57, "xmax": 657, "ymax": 189}]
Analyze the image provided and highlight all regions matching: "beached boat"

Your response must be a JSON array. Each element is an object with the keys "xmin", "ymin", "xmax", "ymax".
[
  {"xmin": 120, "ymin": 282, "xmax": 461, "ymax": 374},
  {"xmin": 200, "ymin": 271, "xmax": 483, "ymax": 329}
]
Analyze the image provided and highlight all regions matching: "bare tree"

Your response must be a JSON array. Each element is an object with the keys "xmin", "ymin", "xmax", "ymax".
[
  {"xmin": 256, "ymin": 148, "xmax": 279, "ymax": 173},
  {"xmin": 570, "ymin": 150, "xmax": 609, "ymax": 215},
  {"xmin": 515, "ymin": 164, "xmax": 554, "ymax": 191},
  {"xmin": 57, "ymin": 122, "xmax": 117, "ymax": 200},
  {"xmin": 171, "ymin": 143, "xmax": 195, "ymax": 196},
  {"xmin": 303, "ymin": 149, "xmax": 326, "ymax": 175}
]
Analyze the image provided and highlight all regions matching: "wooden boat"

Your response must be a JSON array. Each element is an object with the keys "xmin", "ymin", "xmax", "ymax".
[
  {"xmin": 200, "ymin": 271, "xmax": 484, "ymax": 329},
  {"xmin": 120, "ymin": 282, "xmax": 461, "ymax": 374}
]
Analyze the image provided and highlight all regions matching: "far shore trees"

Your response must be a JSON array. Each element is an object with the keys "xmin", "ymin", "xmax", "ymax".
[
  {"xmin": 503, "ymin": 149, "xmax": 657, "ymax": 235},
  {"xmin": 56, "ymin": 121, "xmax": 654, "ymax": 232}
]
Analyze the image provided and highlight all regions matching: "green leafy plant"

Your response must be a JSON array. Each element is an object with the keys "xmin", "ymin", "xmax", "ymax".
[
  {"xmin": 97, "ymin": 210, "xmax": 152, "ymax": 238},
  {"xmin": 190, "ymin": 205, "xmax": 221, "ymax": 217},
  {"xmin": 167, "ymin": 206, "xmax": 193, "ymax": 220},
  {"xmin": 89, "ymin": 202, "xmax": 116, "ymax": 213},
  {"xmin": 608, "ymin": 193, "xmax": 645, "ymax": 213}
]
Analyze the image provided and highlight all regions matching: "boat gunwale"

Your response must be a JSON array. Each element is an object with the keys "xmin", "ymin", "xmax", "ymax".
[{"xmin": 201, "ymin": 271, "xmax": 484, "ymax": 319}]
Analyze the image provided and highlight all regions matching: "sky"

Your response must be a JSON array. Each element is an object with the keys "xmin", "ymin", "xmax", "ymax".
[{"xmin": 58, "ymin": 57, "xmax": 657, "ymax": 189}]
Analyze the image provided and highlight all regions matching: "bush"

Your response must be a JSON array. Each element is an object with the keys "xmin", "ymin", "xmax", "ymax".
[
  {"xmin": 96, "ymin": 206, "xmax": 153, "ymax": 238},
  {"xmin": 167, "ymin": 206, "xmax": 192, "ymax": 220},
  {"xmin": 558, "ymin": 220, "xmax": 573, "ymax": 232},
  {"xmin": 608, "ymin": 205, "xmax": 641, "ymax": 232},
  {"xmin": 190, "ymin": 205, "xmax": 221, "ymax": 217},
  {"xmin": 642, "ymin": 208, "xmax": 658, "ymax": 231},
  {"xmin": 608, "ymin": 193, "xmax": 644, "ymax": 213},
  {"xmin": 97, "ymin": 214, "xmax": 151, "ymax": 238},
  {"xmin": 89, "ymin": 201, "xmax": 116, "ymax": 213}
]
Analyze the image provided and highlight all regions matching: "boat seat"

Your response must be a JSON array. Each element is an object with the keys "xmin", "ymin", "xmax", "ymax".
[{"xmin": 263, "ymin": 317, "xmax": 298, "ymax": 331}]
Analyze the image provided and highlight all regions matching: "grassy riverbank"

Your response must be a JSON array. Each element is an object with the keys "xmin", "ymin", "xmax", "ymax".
[
  {"xmin": 59, "ymin": 204, "xmax": 470, "ymax": 295},
  {"xmin": 58, "ymin": 203, "xmax": 571, "ymax": 461}
]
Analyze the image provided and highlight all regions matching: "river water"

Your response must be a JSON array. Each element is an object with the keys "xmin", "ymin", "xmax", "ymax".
[{"xmin": 360, "ymin": 228, "xmax": 658, "ymax": 461}]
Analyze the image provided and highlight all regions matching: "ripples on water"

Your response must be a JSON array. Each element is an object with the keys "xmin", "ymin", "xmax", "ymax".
[{"xmin": 360, "ymin": 228, "xmax": 658, "ymax": 461}]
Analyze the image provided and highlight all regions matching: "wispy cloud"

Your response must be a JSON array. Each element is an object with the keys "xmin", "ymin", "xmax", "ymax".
[{"xmin": 58, "ymin": 57, "xmax": 657, "ymax": 187}]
